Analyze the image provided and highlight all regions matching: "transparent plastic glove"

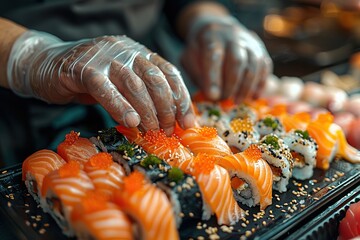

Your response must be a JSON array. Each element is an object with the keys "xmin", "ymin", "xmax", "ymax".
[
  {"xmin": 7, "ymin": 30, "xmax": 195, "ymax": 135},
  {"xmin": 182, "ymin": 15, "xmax": 273, "ymax": 103}
]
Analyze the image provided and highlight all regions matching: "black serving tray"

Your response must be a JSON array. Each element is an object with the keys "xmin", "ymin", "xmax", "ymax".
[{"xmin": 0, "ymin": 158, "xmax": 359, "ymax": 240}]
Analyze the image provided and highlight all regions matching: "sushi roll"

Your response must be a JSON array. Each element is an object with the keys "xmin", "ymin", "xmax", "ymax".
[
  {"xmin": 71, "ymin": 191, "xmax": 134, "ymax": 240},
  {"xmin": 217, "ymin": 145, "xmax": 273, "ymax": 210},
  {"xmin": 257, "ymin": 134, "xmax": 293, "ymax": 193},
  {"xmin": 227, "ymin": 103, "xmax": 258, "ymax": 123},
  {"xmin": 174, "ymin": 126, "xmax": 232, "ymax": 162},
  {"xmin": 178, "ymin": 153, "xmax": 244, "ymax": 225},
  {"xmin": 22, "ymin": 149, "xmax": 66, "ymax": 203},
  {"xmin": 57, "ymin": 130, "xmax": 99, "ymax": 165},
  {"xmin": 216, "ymin": 118, "xmax": 260, "ymax": 153},
  {"xmin": 283, "ymin": 130, "xmax": 318, "ymax": 180},
  {"xmin": 113, "ymin": 171, "xmax": 180, "ymax": 240},
  {"xmin": 156, "ymin": 167, "xmax": 204, "ymax": 228},
  {"xmin": 116, "ymin": 126, "xmax": 193, "ymax": 166},
  {"xmin": 83, "ymin": 152, "xmax": 126, "ymax": 197},
  {"xmin": 41, "ymin": 161, "xmax": 95, "ymax": 236},
  {"xmin": 255, "ymin": 116, "xmax": 285, "ymax": 138}
]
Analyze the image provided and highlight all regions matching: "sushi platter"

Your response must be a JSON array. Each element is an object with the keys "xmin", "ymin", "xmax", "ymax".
[
  {"xmin": 0, "ymin": 156, "xmax": 359, "ymax": 239},
  {"xmin": 1, "ymin": 59, "xmax": 360, "ymax": 240}
]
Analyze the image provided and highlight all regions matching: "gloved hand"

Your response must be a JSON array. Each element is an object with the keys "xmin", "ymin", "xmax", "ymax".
[
  {"xmin": 182, "ymin": 14, "xmax": 273, "ymax": 103},
  {"xmin": 7, "ymin": 30, "xmax": 195, "ymax": 135}
]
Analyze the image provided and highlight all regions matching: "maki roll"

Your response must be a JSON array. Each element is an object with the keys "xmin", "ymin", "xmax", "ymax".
[
  {"xmin": 283, "ymin": 130, "xmax": 318, "ymax": 180},
  {"xmin": 113, "ymin": 171, "xmax": 179, "ymax": 240},
  {"xmin": 174, "ymin": 126, "xmax": 232, "ymax": 162},
  {"xmin": 22, "ymin": 149, "xmax": 66, "ymax": 203},
  {"xmin": 218, "ymin": 145, "xmax": 273, "ymax": 210},
  {"xmin": 178, "ymin": 153, "xmax": 244, "ymax": 225},
  {"xmin": 41, "ymin": 161, "xmax": 95, "ymax": 236},
  {"xmin": 257, "ymin": 134, "xmax": 293, "ymax": 193},
  {"xmin": 255, "ymin": 116, "xmax": 285, "ymax": 138},
  {"xmin": 156, "ymin": 167, "xmax": 204, "ymax": 228},
  {"xmin": 216, "ymin": 118, "xmax": 260, "ymax": 153},
  {"xmin": 71, "ymin": 191, "xmax": 133, "ymax": 240},
  {"xmin": 83, "ymin": 152, "xmax": 126, "ymax": 197},
  {"xmin": 116, "ymin": 126, "xmax": 193, "ymax": 166},
  {"xmin": 57, "ymin": 130, "xmax": 99, "ymax": 165}
]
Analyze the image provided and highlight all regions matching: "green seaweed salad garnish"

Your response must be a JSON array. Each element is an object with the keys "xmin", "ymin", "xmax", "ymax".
[
  {"xmin": 295, "ymin": 130, "xmax": 310, "ymax": 140},
  {"xmin": 208, "ymin": 108, "xmax": 221, "ymax": 118},
  {"xmin": 263, "ymin": 117, "xmax": 278, "ymax": 130},
  {"xmin": 264, "ymin": 135, "xmax": 280, "ymax": 150},
  {"xmin": 117, "ymin": 143, "xmax": 135, "ymax": 157},
  {"xmin": 140, "ymin": 155, "xmax": 162, "ymax": 168},
  {"xmin": 168, "ymin": 167, "xmax": 184, "ymax": 183}
]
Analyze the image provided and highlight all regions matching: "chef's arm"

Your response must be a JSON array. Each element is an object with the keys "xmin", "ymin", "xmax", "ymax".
[{"xmin": 0, "ymin": 17, "xmax": 26, "ymax": 88}]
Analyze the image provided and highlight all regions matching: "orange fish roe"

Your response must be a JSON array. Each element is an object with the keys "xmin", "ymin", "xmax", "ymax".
[
  {"xmin": 231, "ymin": 177, "xmax": 245, "ymax": 190},
  {"xmin": 81, "ymin": 191, "xmax": 109, "ymax": 214},
  {"xmin": 230, "ymin": 118, "xmax": 253, "ymax": 133},
  {"xmin": 219, "ymin": 98, "xmax": 235, "ymax": 111},
  {"xmin": 123, "ymin": 171, "xmax": 145, "ymax": 195},
  {"xmin": 143, "ymin": 129, "xmax": 180, "ymax": 150},
  {"xmin": 87, "ymin": 152, "xmax": 113, "ymax": 169},
  {"xmin": 193, "ymin": 153, "xmax": 216, "ymax": 175},
  {"xmin": 198, "ymin": 126, "xmax": 218, "ymax": 139},
  {"xmin": 63, "ymin": 130, "xmax": 80, "ymax": 145},
  {"xmin": 242, "ymin": 145, "xmax": 262, "ymax": 161},
  {"xmin": 59, "ymin": 160, "xmax": 81, "ymax": 178}
]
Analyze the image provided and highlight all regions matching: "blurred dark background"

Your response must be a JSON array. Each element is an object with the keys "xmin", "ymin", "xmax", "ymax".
[{"xmin": 229, "ymin": 0, "xmax": 360, "ymax": 77}]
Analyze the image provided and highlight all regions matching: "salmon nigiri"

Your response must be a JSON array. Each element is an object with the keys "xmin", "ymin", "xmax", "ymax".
[
  {"xmin": 57, "ymin": 130, "xmax": 99, "ymax": 165},
  {"xmin": 174, "ymin": 126, "xmax": 232, "ymax": 161},
  {"xmin": 84, "ymin": 152, "xmax": 126, "ymax": 198},
  {"xmin": 178, "ymin": 153, "xmax": 244, "ymax": 225},
  {"xmin": 116, "ymin": 126, "xmax": 193, "ymax": 166},
  {"xmin": 22, "ymin": 149, "xmax": 66, "ymax": 202},
  {"xmin": 307, "ymin": 113, "xmax": 360, "ymax": 170},
  {"xmin": 71, "ymin": 191, "xmax": 133, "ymax": 240},
  {"xmin": 217, "ymin": 145, "xmax": 273, "ymax": 210},
  {"xmin": 41, "ymin": 161, "xmax": 95, "ymax": 236},
  {"xmin": 113, "ymin": 171, "xmax": 179, "ymax": 240}
]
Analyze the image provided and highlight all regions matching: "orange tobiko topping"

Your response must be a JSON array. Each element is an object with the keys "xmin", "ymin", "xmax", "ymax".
[
  {"xmin": 63, "ymin": 130, "xmax": 80, "ymax": 145},
  {"xmin": 87, "ymin": 152, "xmax": 113, "ymax": 169},
  {"xmin": 193, "ymin": 153, "xmax": 216, "ymax": 175},
  {"xmin": 143, "ymin": 129, "xmax": 180, "ymax": 151},
  {"xmin": 230, "ymin": 118, "xmax": 254, "ymax": 133},
  {"xmin": 242, "ymin": 145, "xmax": 262, "ymax": 161},
  {"xmin": 231, "ymin": 177, "xmax": 245, "ymax": 190},
  {"xmin": 81, "ymin": 191, "xmax": 109, "ymax": 213},
  {"xmin": 219, "ymin": 98, "xmax": 235, "ymax": 111},
  {"xmin": 123, "ymin": 171, "xmax": 145, "ymax": 195},
  {"xmin": 198, "ymin": 126, "xmax": 217, "ymax": 139},
  {"xmin": 59, "ymin": 160, "xmax": 81, "ymax": 178}
]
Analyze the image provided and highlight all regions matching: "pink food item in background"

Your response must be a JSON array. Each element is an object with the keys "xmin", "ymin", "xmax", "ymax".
[
  {"xmin": 333, "ymin": 112, "xmax": 356, "ymax": 137},
  {"xmin": 286, "ymin": 101, "xmax": 312, "ymax": 115},
  {"xmin": 264, "ymin": 95, "xmax": 288, "ymax": 107},
  {"xmin": 347, "ymin": 118, "xmax": 360, "ymax": 150},
  {"xmin": 344, "ymin": 95, "xmax": 360, "ymax": 117},
  {"xmin": 278, "ymin": 76, "xmax": 304, "ymax": 101},
  {"xmin": 307, "ymin": 107, "xmax": 329, "ymax": 120},
  {"xmin": 325, "ymin": 87, "xmax": 348, "ymax": 113},
  {"xmin": 338, "ymin": 201, "xmax": 360, "ymax": 240},
  {"xmin": 301, "ymin": 82, "xmax": 327, "ymax": 107}
]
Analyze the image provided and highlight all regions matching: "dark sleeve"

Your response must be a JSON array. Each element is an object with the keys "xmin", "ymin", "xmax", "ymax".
[{"xmin": 163, "ymin": 0, "xmax": 195, "ymax": 33}]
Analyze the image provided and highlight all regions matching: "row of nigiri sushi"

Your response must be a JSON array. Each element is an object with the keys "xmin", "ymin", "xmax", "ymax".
[
  {"xmin": 22, "ymin": 128, "xmax": 273, "ymax": 239},
  {"xmin": 193, "ymin": 94, "xmax": 360, "ymax": 172}
]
